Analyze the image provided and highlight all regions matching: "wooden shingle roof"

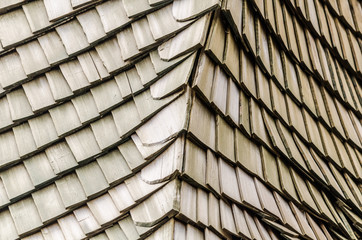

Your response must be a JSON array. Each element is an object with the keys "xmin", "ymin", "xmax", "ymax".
[{"xmin": 0, "ymin": 0, "xmax": 361, "ymax": 239}]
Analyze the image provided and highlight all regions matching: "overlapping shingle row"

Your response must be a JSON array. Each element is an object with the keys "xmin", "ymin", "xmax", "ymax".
[{"xmin": 0, "ymin": 0, "xmax": 360, "ymax": 239}]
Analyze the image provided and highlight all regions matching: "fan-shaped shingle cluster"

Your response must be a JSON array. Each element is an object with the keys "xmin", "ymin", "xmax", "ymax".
[{"xmin": 0, "ymin": 0, "xmax": 361, "ymax": 239}]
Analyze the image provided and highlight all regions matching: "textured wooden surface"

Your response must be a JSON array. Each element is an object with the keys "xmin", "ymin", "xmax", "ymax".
[{"xmin": 0, "ymin": 0, "xmax": 361, "ymax": 239}]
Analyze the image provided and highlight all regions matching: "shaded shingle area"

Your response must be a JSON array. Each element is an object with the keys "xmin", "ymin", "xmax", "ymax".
[{"xmin": 0, "ymin": 0, "xmax": 361, "ymax": 239}]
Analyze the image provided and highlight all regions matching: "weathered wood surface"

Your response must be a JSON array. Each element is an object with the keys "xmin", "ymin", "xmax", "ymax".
[{"xmin": 0, "ymin": 0, "xmax": 360, "ymax": 239}]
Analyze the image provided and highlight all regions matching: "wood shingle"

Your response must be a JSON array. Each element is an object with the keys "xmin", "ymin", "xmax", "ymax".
[{"xmin": 0, "ymin": 1, "xmax": 360, "ymax": 239}]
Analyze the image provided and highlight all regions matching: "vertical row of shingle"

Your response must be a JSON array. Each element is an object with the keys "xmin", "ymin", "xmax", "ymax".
[
  {"xmin": 194, "ymin": 47, "xmax": 360, "ymax": 181},
  {"xmin": 180, "ymin": 138, "xmax": 336, "ymax": 239},
  {"xmin": 187, "ymin": 93, "xmax": 360, "ymax": 239},
  {"xmin": 215, "ymin": 0, "xmax": 362, "ymax": 163},
  {"xmin": 189, "ymin": 6, "xmax": 361, "ymax": 236}
]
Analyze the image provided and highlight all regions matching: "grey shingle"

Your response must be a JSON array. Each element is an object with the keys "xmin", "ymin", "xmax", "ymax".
[
  {"xmin": 56, "ymin": 20, "xmax": 89, "ymax": 55},
  {"xmin": 123, "ymin": 0, "xmax": 152, "ymax": 18},
  {"xmin": 95, "ymin": 38, "xmax": 127, "ymax": 73},
  {"xmin": 45, "ymin": 141, "xmax": 78, "ymax": 175},
  {"xmin": 71, "ymin": 92, "xmax": 100, "ymax": 123},
  {"xmin": 23, "ymin": 153, "xmax": 56, "ymax": 187},
  {"xmin": 65, "ymin": 127, "xmax": 101, "ymax": 162},
  {"xmin": 57, "ymin": 214, "xmax": 86, "ymax": 240},
  {"xmin": 96, "ymin": 149, "xmax": 132, "ymax": 184},
  {"xmin": 22, "ymin": 76, "xmax": 55, "ymax": 112},
  {"xmin": 73, "ymin": 206, "xmax": 100, "ymax": 234},
  {"xmin": 8, "ymin": 197, "xmax": 42, "ymax": 235},
  {"xmin": 45, "ymin": 69, "xmax": 73, "ymax": 101},
  {"xmin": 0, "ymin": 9, "xmax": 32, "ymax": 47},
  {"xmin": 38, "ymin": 32, "xmax": 69, "ymax": 65},
  {"xmin": 22, "ymin": 0, "xmax": 51, "ymax": 33},
  {"xmin": 95, "ymin": 0, "xmax": 130, "ymax": 33},
  {"xmin": 75, "ymin": 161, "xmax": 109, "ymax": 197},
  {"xmin": 28, "ymin": 113, "xmax": 58, "ymax": 148},
  {"xmin": 0, "ymin": 97, "xmax": 13, "ymax": 130},
  {"xmin": 147, "ymin": 4, "xmax": 192, "ymax": 41},
  {"xmin": 87, "ymin": 193, "xmax": 120, "ymax": 225},
  {"xmin": 16, "ymin": 40, "xmax": 50, "ymax": 75},
  {"xmin": 77, "ymin": 9, "xmax": 106, "ymax": 44},
  {"xmin": 77, "ymin": 52, "xmax": 105, "ymax": 84},
  {"xmin": 90, "ymin": 79, "xmax": 123, "ymax": 113},
  {"xmin": 32, "ymin": 184, "xmax": 66, "ymax": 222},
  {"xmin": 117, "ymin": 27, "xmax": 140, "ymax": 61},
  {"xmin": 0, "ymin": 210, "xmax": 19, "ymax": 240},
  {"xmin": 131, "ymin": 18, "xmax": 156, "ymax": 51},
  {"xmin": 43, "ymin": 0, "xmax": 73, "ymax": 21},
  {"xmin": 49, "ymin": 101, "xmax": 82, "ymax": 136},
  {"xmin": 0, "ymin": 131, "xmax": 20, "ymax": 167},
  {"xmin": 0, "ymin": 52, "xmax": 27, "ymax": 89},
  {"xmin": 150, "ymin": 53, "xmax": 196, "ymax": 99},
  {"xmin": 172, "ymin": 0, "xmax": 219, "ymax": 21},
  {"xmin": 112, "ymin": 100, "xmax": 141, "ymax": 137},
  {"xmin": 158, "ymin": 14, "xmax": 210, "ymax": 61},
  {"xmin": 55, "ymin": 173, "xmax": 87, "ymax": 208},
  {"xmin": 1, "ymin": 163, "xmax": 34, "ymax": 199},
  {"xmin": 59, "ymin": 59, "xmax": 90, "ymax": 92},
  {"xmin": 90, "ymin": 115, "xmax": 120, "ymax": 149},
  {"xmin": 13, "ymin": 123, "xmax": 37, "ymax": 157}
]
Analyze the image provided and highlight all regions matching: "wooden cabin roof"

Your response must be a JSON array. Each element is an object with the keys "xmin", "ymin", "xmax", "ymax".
[{"xmin": 0, "ymin": 0, "xmax": 361, "ymax": 239}]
